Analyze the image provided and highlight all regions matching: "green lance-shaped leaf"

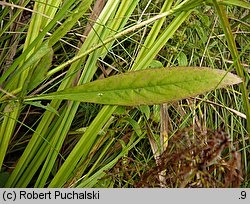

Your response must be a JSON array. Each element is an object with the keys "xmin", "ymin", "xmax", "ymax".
[{"xmin": 25, "ymin": 67, "xmax": 242, "ymax": 106}]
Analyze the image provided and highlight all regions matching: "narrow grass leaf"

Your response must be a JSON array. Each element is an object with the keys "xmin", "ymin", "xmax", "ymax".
[
  {"xmin": 27, "ymin": 47, "xmax": 53, "ymax": 92},
  {"xmin": 24, "ymin": 101, "xmax": 59, "ymax": 116},
  {"xmin": 212, "ymin": 0, "xmax": 250, "ymax": 134},
  {"xmin": 218, "ymin": 0, "xmax": 250, "ymax": 9}
]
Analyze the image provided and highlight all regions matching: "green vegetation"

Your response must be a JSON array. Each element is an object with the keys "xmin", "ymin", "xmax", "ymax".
[{"xmin": 0, "ymin": 0, "xmax": 249, "ymax": 187}]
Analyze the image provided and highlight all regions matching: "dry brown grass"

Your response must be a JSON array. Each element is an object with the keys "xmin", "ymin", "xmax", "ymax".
[{"xmin": 106, "ymin": 127, "xmax": 243, "ymax": 188}]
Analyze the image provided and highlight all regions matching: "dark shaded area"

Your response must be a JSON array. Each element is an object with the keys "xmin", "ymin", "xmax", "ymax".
[{"xmin": 105, "ymin": 127, "xmax": 243, "ymax": 187}]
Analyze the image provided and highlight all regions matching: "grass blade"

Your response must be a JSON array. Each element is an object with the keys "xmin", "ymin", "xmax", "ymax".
[{"xmin": 212, "ymin": 0, "xmax": 250, "ymax": 134}]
